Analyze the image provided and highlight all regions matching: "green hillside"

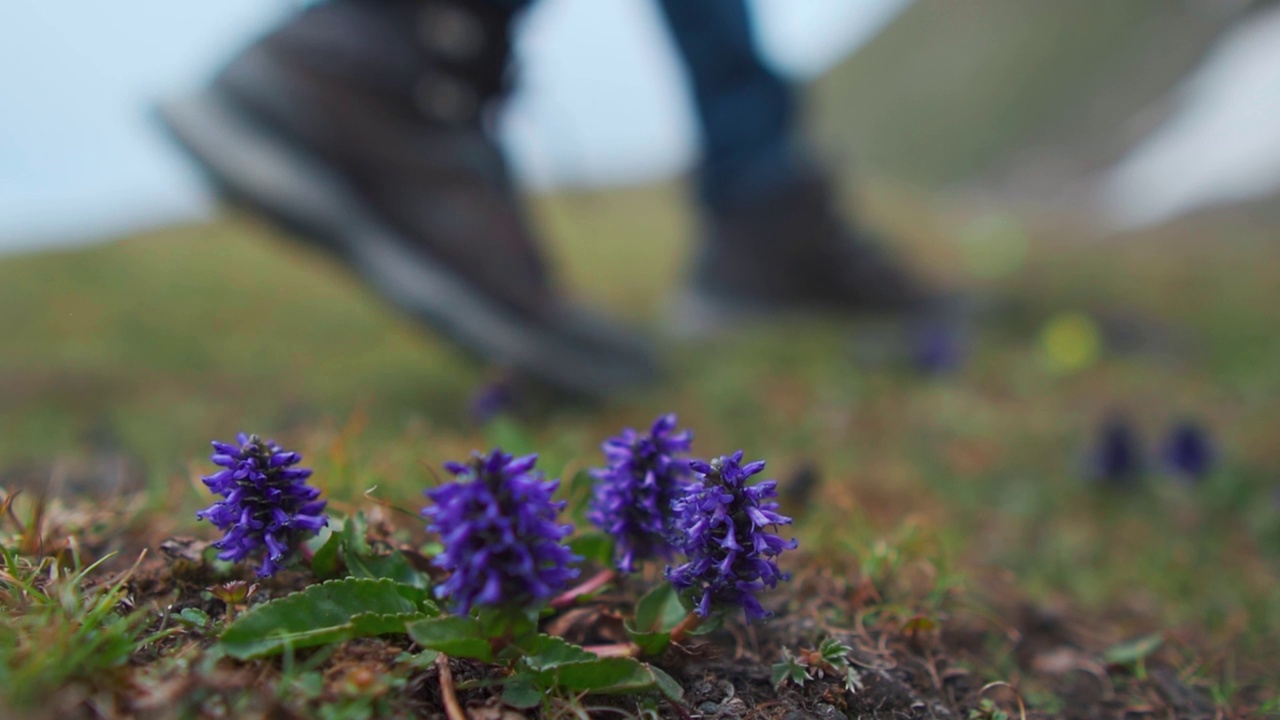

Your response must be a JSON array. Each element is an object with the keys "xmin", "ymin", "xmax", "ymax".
[{"xmin": 810, "ymin": 0, "xmax": 1258, "ymax": 189}]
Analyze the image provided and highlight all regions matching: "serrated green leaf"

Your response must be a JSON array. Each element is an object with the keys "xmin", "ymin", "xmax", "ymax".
[
  {"xmin": 532, "ymin": 657, "xmax": 655, "ymax": 695},
  {"xmin": 345, "ymin": 548, "xmax": 431, "ymax": 590},
  {"xmin": 625, "ymin": 626, "xmax": 672, "ymax": 657},
  {"xmin": 309, "ymin": 528, "xmax": 342, "ymax": 579},
  {"xmin": 476, "ymin": 606, "xmax": 539, "ymax": 642},
  {"xmin": 501, "ymin": 674, "xmax": 544, "ymax": 709},
  {"xmin": 518, "ymin": 634, "xmax": 596, "ymax": 671},
  {"xmin": 219, "ymin": 578, "xmax": 429, "ymax": 659},
  {"xmin": 567, "ymin": 533, "xmax": 615, "ymax": 567},
  {"xmin": 407, "ymin": 616, "xmax": 494, "ymax": 662},
  {"xmin": 1103, "ymin": 633, "xmax": 1163, "ymax": 665}
]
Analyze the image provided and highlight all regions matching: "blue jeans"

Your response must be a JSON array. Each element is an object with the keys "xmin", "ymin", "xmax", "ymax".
[{"xmin": 496, "ymin": 0, "xmax": 803, "ymax": 211}]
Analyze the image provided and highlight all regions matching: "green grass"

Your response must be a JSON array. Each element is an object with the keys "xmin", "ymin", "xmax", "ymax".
[{"xmin": 1, "ymin": 180, "xmax": 1279, "ymax": 709}]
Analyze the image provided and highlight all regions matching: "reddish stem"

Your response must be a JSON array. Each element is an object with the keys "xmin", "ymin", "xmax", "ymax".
[
  {"xmin": 549, "ymin": 568, "xmax": 616, "ymax": 609},
  {"xmin": 436, "ymin": 653, "xmax": 467, "ymax": 720},
  {"xmin": 668, "ymin": 612, "xmax": 704, "ymax": 644}
]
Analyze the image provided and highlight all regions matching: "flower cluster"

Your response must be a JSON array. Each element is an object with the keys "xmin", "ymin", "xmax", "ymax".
[
  {"xmin": 423, "ymin": 450, "xmax": 580, "ymax": 615},
  {"xmin": 196, "ymin": 433, "xmax": 328, "ymax": 577},
  {"xmin": 1162, "ymin": 421, "xmax": 1215, "ymax": 482},
  {"xmin": 588, "ymin": 414, "xmax": 693, "ymax": 573},
  {"xmin": 1089, "ymin": 416, "xmax": 1143, "ymax": 485},
  {"xmin": 667, "ymin": 452, "xmax": 797, "ymax": 622}
]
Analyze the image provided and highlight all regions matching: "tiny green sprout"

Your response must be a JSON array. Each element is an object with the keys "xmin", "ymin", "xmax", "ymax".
[
  {"xmin": 818, "ymin": 637, "xmax": 853, "ymax": 668},
  {"xmin": 792, "ymin": 637, "xmax": 863, "ymax": 695},
  {"xmin": 969, "ymin": 698, "xmax": 1010, "ymax": 720},
  {"xmin": 209, "ymin": 580, "xmax": 259, "ymax": 621},
  {"xmin": 771, "ymin": 647, "xmax": 811, "ymax": 689},
  {"xmin": 844, "ymin": 667, "xmax": 865, "ymax": 695}
]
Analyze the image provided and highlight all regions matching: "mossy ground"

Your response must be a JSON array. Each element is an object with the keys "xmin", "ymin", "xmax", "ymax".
[{"xmin": 0, "ymin": 180, "xmax": 1277, "ymax": 717}]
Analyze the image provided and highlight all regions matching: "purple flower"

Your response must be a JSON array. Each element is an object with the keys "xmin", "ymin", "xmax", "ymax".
[
  {"xmin": 422, "ymin": 450, "xmax": 580, "ymax": 615},
  {"xmin": 588, "ymin": 414, "xmax": 693, "ymax": 573},
  {"xmin": 1162, "ymin": 421, "xmax": 1215, "ymax": 482},
  {"xmin": 1088, "ymin": 416, "xmax": 1143, "ymax": 485},
  {"xmin": 911, "ymin": 320, "xmax": 966, "ymax": 375},
  {"xmin": 666, "ymin": 452, "xmax": 797, "ymax": 622},
  {"xmin": 469, "ymin": 378, "xmax": 515, "ymax": 425},
  {"xmin": 196, "ymin": 433, "xmax": 327, "ymax": 577}
]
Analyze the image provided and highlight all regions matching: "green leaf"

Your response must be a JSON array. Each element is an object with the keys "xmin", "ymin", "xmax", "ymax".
[
  {"xmin": 175, "ymin": 607, "xmax": 210, "ymax": 629},
  {"xmin": 648, "ymin": 665, "xmax": 684, "ymax": 701},
  {"xmin": 771, "ymin": 648, "xmax": 810, "ymax": 689},
  {"xmin": 476, "ymin": 606, "xmax": 539, "ymax": 642},
  {"xmin": 625, "ymin": 584, "xmax": 687, "ymax": 656},
  {"xmin": 219, "ymin": 578, "xmax": 430, "ymax": 659},
  {"xmin": 308, "ymin": 528, "xmax": 342, "ymax": 579},
  {"xmin": 625, "ymin": 627, "xmax": 672, "ymax": 657},
  {"xmin": 567, "ymin": 533, "xmax": 615, "ymax": 567},
  {"xmin": 501, "ymin": 674, "xmax": 544, "ymax": 709},
  {"xmin": 1103, "ymin": 633, "xmax": 1163, "ymax": 666},
  {"xmin": 819, "ymin": 637, "xmax": 853, "ymax": 668},
  {"xmin": 339, "ymin": 514, "xmax": 372, "ymax": 557},
  {"xmin": 634, "ymin": 584, "xmax": 685, "ymax": 633},
  {"xmin": 518, "ymin": 635, "xmax": 596, "ymax": 671},
  {"xmin": 345, "ymin": 549, "xmax": 431, "ymax": 590},
  {"xmin": 532, "ymin": 657, "xmax": 657, "ymax": 695},
  {"xmin": 407, "ymin": 616, "xmax": 494, "ymax": 662}
]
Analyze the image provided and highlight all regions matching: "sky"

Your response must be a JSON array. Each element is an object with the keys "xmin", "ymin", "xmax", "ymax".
[{"xmin": 0, "ymin": 0, "xmax": 909, "ymax": 251}]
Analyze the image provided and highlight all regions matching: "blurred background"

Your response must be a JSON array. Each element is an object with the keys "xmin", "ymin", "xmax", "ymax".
[
  {"xmin": 6, "ymin": 0, "xmax": 1280, "ymax": 249},
  {"xmin": 2, "ymin": 0, "xmax": 1280, "ymax": 695}
]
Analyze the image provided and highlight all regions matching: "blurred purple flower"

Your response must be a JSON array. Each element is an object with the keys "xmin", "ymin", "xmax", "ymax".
[
  {"xmin": 1088, "ymin": 416, "xmax": 1144, "ymax": 486},
  {"xmin": 469, "ymin": 378, "xmax": 514, "ymax": 425},
  {"xmin": 1162, "ymin": 421, "xmax": 1215, "ymax": 483},
  {"xmin": 196, "ymin": 433, "xmax": 327, "ymax": 577},
  {"xmin": 911, "ymin": 320, "xmax": 966, "ymax": 375},
  {"xmin": 422, "ymin": 449, "xmax": 579, "ymax": 615},
  {"xmin": 667, "ymin": 452, "xmax": 797, "ymax": 622},
  {"xmin": 587, "ymin": 413, "xmax": 692, "ymax": 573}
]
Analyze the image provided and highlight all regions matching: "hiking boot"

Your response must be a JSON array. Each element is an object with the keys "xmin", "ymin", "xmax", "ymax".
[
  {"xmin": 673, "ymin": 170, "xmax": 937, "ymax": 335},
  {"xmin": 156, "ymin": 0, "xmax": 658, "ymax": 397}
]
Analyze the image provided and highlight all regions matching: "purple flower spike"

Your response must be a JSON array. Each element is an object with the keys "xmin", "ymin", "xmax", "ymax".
[
  {"xmin": 588, "ymin": 414, "xmax": 693, "ymax": 573},
  {"xmin": 1089, "ymin": 416, "xmax": 1143, "ymax": 486},
  {"xmin": 1162, "ymin": 421, "xmax": 1215, "ymax": 483},
  {"xmin": 911, "ymin": 320, "xmax": 966, "ymax": 375},
  {"xmin": 423, "ymin": 449, "xmax": 580, "ymax": 615},
  {"xmin": 196, "ymin": 433, "xmax": 327, "ymax": 577},
  {"xmin": 666, "ymin": 452, "xmax": 797, "ymax": 623}
]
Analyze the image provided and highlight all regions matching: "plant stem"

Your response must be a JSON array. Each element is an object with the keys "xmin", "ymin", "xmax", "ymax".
[
  {"xmin": 582, "ymin": 642, "xmax": 641, "ymax": 658},
  {"xmin": 436, "ymin": 653, "xmax": 467, "ymax": 720},
  {"xmin": 668, "ymin": 612, "xmax": 704, "ymax": 644},
  {"xmin": 549, "ymin": 568, "xmax": 616, "ymax": 609}
]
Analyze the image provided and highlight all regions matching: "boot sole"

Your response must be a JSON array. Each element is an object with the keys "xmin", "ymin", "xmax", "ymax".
[{"xmin": 154, "ymin": 88, "xmax": 655, "ymax": 398}]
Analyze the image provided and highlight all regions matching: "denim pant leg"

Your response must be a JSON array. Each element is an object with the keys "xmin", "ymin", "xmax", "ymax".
[
  {"xmin": 652, "ymin": 0, "xmax": 804, "ymax": 212},
  {"xmin": 484, "ymin": 0, "xmax": 802, "ymax": 210}
]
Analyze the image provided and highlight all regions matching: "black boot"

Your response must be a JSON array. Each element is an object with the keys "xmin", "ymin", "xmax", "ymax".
[
  {"xmin": 157, "ymin": 0, "xmax": 657, "ymax": 397},
  {"xmin": 675, "ymin": 170, "xmax": 937, "ymax": 334}
]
